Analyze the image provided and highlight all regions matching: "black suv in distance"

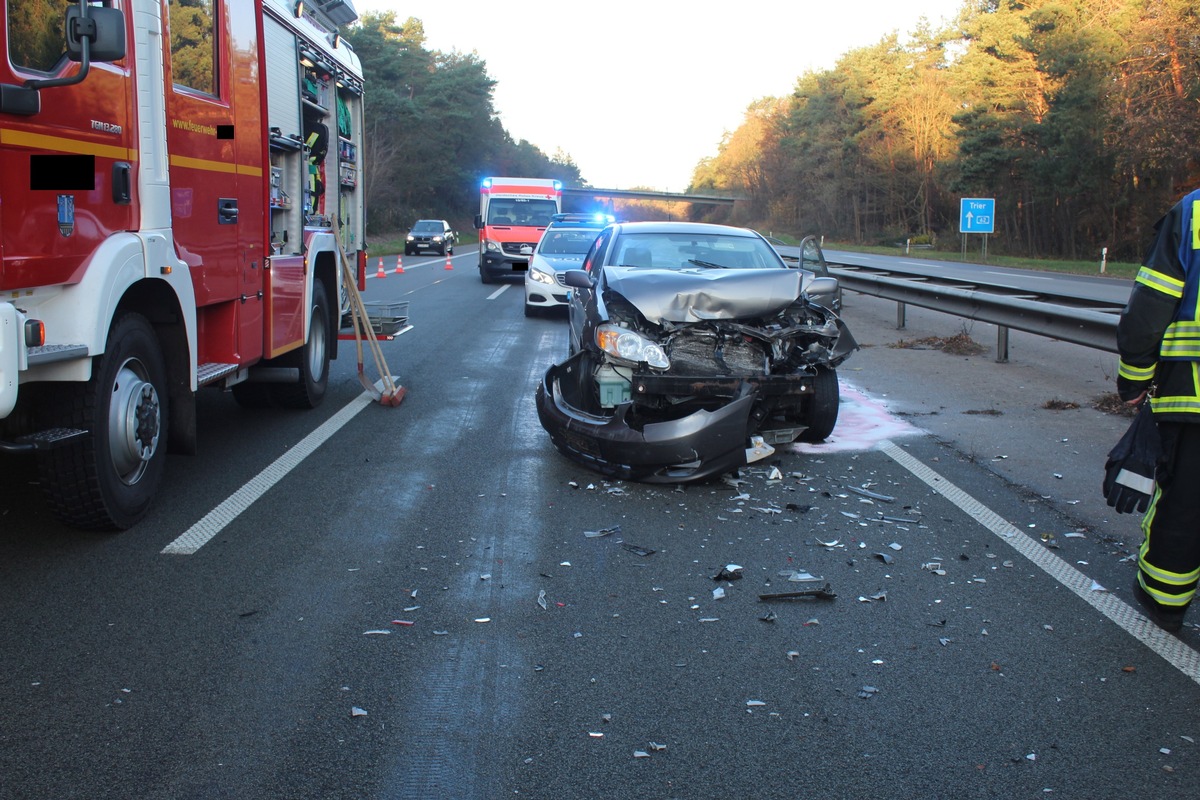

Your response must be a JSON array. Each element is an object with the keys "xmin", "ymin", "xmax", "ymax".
[{"xmin": 405, "ymin": 220, "xmax": 456, "ymax": 256}]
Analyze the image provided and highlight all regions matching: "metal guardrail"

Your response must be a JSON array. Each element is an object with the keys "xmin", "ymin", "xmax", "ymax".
[{"xmin": 827, "ymin": 265, "xmax": 1121, "ymax": 355}]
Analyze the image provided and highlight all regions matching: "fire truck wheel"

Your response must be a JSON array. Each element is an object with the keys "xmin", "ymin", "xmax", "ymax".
[
  {"xmin": 37, "ymin": 313, "xmax": 168, "ymax": 530},
  {"xmin": 271, "ymin": 281, "xmax": 331, "ymax": 408}
]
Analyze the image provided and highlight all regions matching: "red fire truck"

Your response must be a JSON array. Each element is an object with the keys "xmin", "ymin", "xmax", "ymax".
[
  {"xmin": 0, "ymin": 0, "xmax": 368, "ymax": 529},
  {"xmin": 475, "ymin": 177, "xmax": 562, "ymax": 283}
]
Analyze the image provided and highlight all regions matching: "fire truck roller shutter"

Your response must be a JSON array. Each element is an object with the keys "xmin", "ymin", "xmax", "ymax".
[{"xmin": 264, "ymin": 16, "xmax": 302, "ymax": 140}]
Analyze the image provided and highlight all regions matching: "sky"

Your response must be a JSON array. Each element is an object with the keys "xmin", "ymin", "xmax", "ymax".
[{"xmin": 353, "ymin": 0, "xmax": 967, "ymax": 192}]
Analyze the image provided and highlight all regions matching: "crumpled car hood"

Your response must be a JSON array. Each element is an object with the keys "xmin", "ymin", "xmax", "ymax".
[{"xmin": 602, "ymin": 266, "xmax": 807, "ymax": 323}]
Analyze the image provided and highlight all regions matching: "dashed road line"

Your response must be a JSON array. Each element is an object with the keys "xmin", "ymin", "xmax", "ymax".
[
  {"xmin": 161, "ymin": 390, "xmax": 376, "ymax": 555},
  {"xmin": 881, "ymin": 439, "xmax": 1200, "ymax": 686}
]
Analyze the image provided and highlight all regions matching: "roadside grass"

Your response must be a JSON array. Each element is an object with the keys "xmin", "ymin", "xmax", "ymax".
[
  {"xmin": 368, "ymin": 231, "xmax": 480, "ymax": 257},
  {"xmin": 824, "ymin": 241, "xmax": 1140, "ymax": 280}
]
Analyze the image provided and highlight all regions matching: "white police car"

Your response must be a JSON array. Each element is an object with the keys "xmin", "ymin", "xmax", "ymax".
[{"xmin": 524, "ymin": 213, "xmax": 612, "ymax": 317}]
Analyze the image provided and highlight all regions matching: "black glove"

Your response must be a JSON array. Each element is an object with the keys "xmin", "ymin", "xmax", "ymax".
[
  {"xmin": 1102, "ymin": 403, "xmax": 1160, "ymax": 515},
  {"xmin": 1102, "ymin": 458, "xmax": 1154, "ymax": 514}
]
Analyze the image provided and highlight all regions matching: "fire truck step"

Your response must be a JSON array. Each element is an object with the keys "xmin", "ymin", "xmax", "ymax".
[
  {"xmin": 197, "ymin": 362, "xmax": 240, "ymax": 386},
  {"xmin": 26, "ymin": 344, "xmax": 89, "ymax": 366},
  {"xmin": 14, "ymin": 427, "xmax": 89, "ymax": 451}
]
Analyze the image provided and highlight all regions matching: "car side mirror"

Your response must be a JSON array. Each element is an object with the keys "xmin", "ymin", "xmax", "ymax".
[
  {"xmin": 562, "ymin": 270, "xmax": 593, "ymax": 289},
  {"xmin": 805, "ymin": 276, "xmax": 839, "ymax": 300},
  {"xmin": 474, "ymin": 215, "xmax": 483, "ymax": 230}
]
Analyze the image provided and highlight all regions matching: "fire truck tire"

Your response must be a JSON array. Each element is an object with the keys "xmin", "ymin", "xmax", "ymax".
[
  {"xmin": 479, "ymin": 257, "xmax": 495, "ymax": 284},
  {"xmin": 798, "ymin": 366, "xmax": 840, "ymax": 443},
  {"xmin": 271, "ymin": 281, "xmax": 331, "ymax": 409},
  {"xmin": 37, "ymin": 313, "xmax": 168, "ymax": 530}
]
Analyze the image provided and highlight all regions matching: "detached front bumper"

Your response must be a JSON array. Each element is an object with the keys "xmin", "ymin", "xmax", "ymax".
[{"xmin": 536, "ymin": 353, "xmax": 756, "ymax": 483}]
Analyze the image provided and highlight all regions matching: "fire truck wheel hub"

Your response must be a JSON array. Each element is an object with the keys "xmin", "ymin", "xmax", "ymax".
[{"xmin": 109, "ymin": 361, "xmax": 161, "ymax": 486}]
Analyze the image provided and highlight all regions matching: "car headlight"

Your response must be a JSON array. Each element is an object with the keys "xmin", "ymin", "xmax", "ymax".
[
  {"xmin": 406, "ymin": 235, "xmax": 415, "ymax": 242},
  {"xmin": 433, "ymin": 235, "xmax": 443, "ymax": 242},
  {"xmin": 484, "ymin": 239, "xmax": 502, "ymax": 253},
  {"xmin": 529, "ymin": 261, "xmax": 556, "ymax": 285},
  {"xmin": 596, "ymin": 325, "xmax": 669, "ymax": 369}
]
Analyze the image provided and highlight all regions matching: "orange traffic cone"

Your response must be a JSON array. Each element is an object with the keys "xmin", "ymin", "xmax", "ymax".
[
  {"xmin": 444, "ymin": 253, "xmax": 453, "ymax": 271},
  {"xmin": 395, "ymin": 255, "xmax": 404, "ymax": 274},
  {"xmin": 376, "ymin": 257, "xmax": 386, "ymax": 279}
]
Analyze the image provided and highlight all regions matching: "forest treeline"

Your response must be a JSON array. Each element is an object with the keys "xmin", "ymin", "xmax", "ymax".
[
  {"xmin": 348, "ymin": 1, "xmax": 1197, "ymax": 260},
  {"xmin": 343, "ymin": 13, "xmax": 582, "ymax": 233},
  {"xmin": 694, "ymin": 0, "xmax": 1199, "ymax": 259}
]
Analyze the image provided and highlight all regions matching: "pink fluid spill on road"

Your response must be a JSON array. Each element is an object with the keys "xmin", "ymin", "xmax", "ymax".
[{"xmin": 793, "ymin": 383, "xmax": 923, "ymax": 455}]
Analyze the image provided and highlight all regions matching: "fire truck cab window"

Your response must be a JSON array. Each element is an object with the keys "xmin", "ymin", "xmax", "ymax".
[
  {"xmin": 7, "ymin": 0, "xmax": 72, "ymax": 73},
  {"xmin": 168, "ymin": 0, "xmax": 217, "ymax": 96}
]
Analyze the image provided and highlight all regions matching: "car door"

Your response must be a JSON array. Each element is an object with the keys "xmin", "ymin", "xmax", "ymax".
[{"xmin": 568, "ymin": 228, "xmax": 612, "ymax": 355}]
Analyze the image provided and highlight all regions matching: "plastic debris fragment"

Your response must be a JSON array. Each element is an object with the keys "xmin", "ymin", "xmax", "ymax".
[
  {"xmin": 759, "ymin": 610, "xmax": 777, "ymax": 623},
  {"xmin": 848, "ymin": 486, "xmax": 895, "ymax": 502},
  {"xmin": 588, "ymin": 732, "xmax": 604, "ymax": 739},
  {"xmin": 648, "ymin": 742, "xmax": 667, "ymax": 751},
  {"xmin": 759, "ymin": 583, "xmax": 837, "ymax": 601},
  {"xmin": 433, "ymin": 630, "xmax": 449, "ymax": 636},
  {"xmin": 474, "ymin": 617, "xmax": 491, "ymax": 623},
  {"xmin": 786, "ymin": 650, "xmax": 800, "ymax": 661},
  {"xmin": 537, "ymin": 590, "xmax": 548, "ymax": 611},
  {"xmin": 363, "ymin": 630, "xmax": 392, "ymax": 635},
  {"xmin": 633, "ymin": 751, "xmax": 651, "ymax": 758},
  {"xmin": 768, "ymin": 467, "xmax": 783, "ymax": 480},
  {"xmin": 480, "ymin": 573, "xmax": 491, "ymax": 581},
  {"xmin": 712, "ymin": 587, "xmax": 726, "ymax": 601},
  {"xmin": 1090, "ymin": 580, "xmax": 1107, "ymax": 592},
  {"xmin": 391, "ymin": 620, "xmax": 415, "ymax": 627},
  {"xmin": 746, "ymin": 700, "xmax": 766, "ymax": 707},
  {"xmin": 699, "ymin": 617, "xmax": 720, "ymax": 623},
  {"xmin": 804, "ymin": 618, "xmax": 820, "ymax": 626},
  {"xmin": 858, "ymin": 686, "xmax": 878, "ymax": 699},
  {"xmin": 351, "ymin": 707, "xmax": 369, "ymax": 717},
  {"xmin": 888, "ymin": 542, "xmax": 902, "ymax": 551},
  {"xmin": 585, "ymin": 526, "xmax": 621, "ymax": 538},
  {"xmin": 816, "ymin": 539, "xmax": 841, "ymax": 548},
  {"xmin": 939, "ymin": 637, "xmax": 952, "ymax": 647},
  {"xmin": 784, "ymin": 570, "xmax": 824, "ymax": 582},
  {"xmin": 622, "ymin": 544, "xmax": 655, "ymax": 557},
  {"xmin": 714, "ymin": 564, "xmax": 744, "ymax": 581},
  {"xmin": 874, "ymin": 553, "xmax": 895, "ymax": 565}
]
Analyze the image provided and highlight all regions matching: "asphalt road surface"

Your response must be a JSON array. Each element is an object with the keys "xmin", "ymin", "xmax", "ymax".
[{"xmin": 1, "ymin": 250, "xmax": 1197, "ymax": 799}]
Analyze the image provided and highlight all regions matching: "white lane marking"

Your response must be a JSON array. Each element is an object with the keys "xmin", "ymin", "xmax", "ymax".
[
  {"xmin": 880, "ymin": 439, "xmax": 1200, "ymax": 686},
  {"xmin": 161, "ymin": 390, "xmax": 377, "ymax": 555},
  {"xmin": 487, "ymin": 284, "xmax": 511, "ymax": 300}
]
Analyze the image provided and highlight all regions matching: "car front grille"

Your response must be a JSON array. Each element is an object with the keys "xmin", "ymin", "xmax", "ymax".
[{"xmin": 501, "ymin": 242, "xmax": 536, "ymax": 256}]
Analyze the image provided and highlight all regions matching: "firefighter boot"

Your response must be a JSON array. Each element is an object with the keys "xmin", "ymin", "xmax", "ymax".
[{"xmin": 1132, "ymin": 576, "xmax": 1187, "ymax": 633}]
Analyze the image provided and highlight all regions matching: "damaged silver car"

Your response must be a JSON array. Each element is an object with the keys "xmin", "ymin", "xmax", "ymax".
[{"xmin": 536, "ymin": 221, "xmax": 857, "ymax": 483}]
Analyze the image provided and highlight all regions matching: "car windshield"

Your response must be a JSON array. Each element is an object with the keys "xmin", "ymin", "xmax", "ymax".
[
  {"xmin": 610, "ymin": 232, "xmax": 783, "ymax": 271},
  {"xmin": 487, "ymin": 199, "xmax": 558, "ymax": 227},
  {"xmin": 539, "ymin": 229, "xmax": 601, "ymax": 255},
  {"xmin": 412, "ymin": 221, "xmax": 441, "ymax": 232}
]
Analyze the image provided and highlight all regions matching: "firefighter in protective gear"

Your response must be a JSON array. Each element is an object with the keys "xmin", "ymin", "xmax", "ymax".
[{"xmin": 1116, "ymin": 187, "xmax": 1200, "ymax": 632}]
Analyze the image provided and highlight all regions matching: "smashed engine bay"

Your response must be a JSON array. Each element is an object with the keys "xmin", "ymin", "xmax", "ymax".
[{"xmin": 537, "ymin": 268, "xmax": 858, "ymax": 483}]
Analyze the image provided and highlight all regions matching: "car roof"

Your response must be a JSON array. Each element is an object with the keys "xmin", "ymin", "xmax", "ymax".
[{"xmin": 607, "ymin": 221, "xmax": 761, "ymax": 238}]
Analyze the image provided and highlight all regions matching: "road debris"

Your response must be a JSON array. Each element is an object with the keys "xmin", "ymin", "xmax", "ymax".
[
  {"xmin": 874, "ymin": 553, "xmax": 895, "ymax": 565},
  {"xmin": 622, "ymin": 544, "xmax": 655, "ymax": 557},
  {"xmin": 759, "ymin": 610, "xmax": 778, "ymax": 623},
  {"xmin": 759, "ymin": 583, "xmax": 837, "ymax": 601},
  {"xmin": 351, "ymin": 707, "xmax": 369, "ymax": 717},
  {"xmin": 585, "ymin": 525, "xmax": 621, "ymax": 538},
  {"xmin": 847, "ymin": 486, "xmax": 895, "ymax": 502},
  {"xmin": 712, "ymin": 587, "xmax": 726, "ymax": 601},
  {"xmin": 858, "ymin": 686, "xmax": 879, "ymax": 699},
  {"xmin": 537, "ymin": 589, "xmax": 548, "ymax": 611},
  {"xmin": 363, "ymin": 630, "xmax": 391, "ymax": 635},
  {"xmin": 713, "ymin": 564, "xmax": 744, "ymax": 581}
]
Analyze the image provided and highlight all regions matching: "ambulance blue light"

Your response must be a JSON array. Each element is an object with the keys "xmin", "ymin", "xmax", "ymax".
[{"xmin": 481, "ymin": 178, "xmax": 493, "ymax": 189}]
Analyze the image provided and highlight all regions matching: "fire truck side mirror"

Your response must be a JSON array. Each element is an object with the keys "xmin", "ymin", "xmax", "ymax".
[{"xmin": 66, "ymin": 6, "xmax": 126, "ymax": 64}]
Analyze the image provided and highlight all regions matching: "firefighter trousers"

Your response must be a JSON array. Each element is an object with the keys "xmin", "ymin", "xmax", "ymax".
[{"xmin": 1139, "ymin": 421, "xmax": 1200, "ymax": 608}]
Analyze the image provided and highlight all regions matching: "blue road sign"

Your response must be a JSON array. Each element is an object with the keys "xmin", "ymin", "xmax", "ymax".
[{"xmin": 960, "ymin": 197, "xmax": 995, "ymax": 234}]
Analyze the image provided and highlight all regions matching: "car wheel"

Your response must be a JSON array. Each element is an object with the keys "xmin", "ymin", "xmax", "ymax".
[
  {"xmin": 480, "ymin": 261, "xmax": 494, "ymax": 284},
  {"xmin": 36, "ymin": 313, "xmax": 168, "ymax": 530},
  {"xmin": 404, "ymin": 246, "xmax": 413, "ymax": 256},
  {"xmin": 799, "ymin": 366, "xmax": 839, "ymax": 442},
  {"xmin": 524, "ymin": 302, "xmax": 539, "ymax": 318}
]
